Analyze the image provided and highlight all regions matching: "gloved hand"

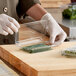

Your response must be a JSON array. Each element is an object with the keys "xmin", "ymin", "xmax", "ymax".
[
  {"xmin": 41, "ymin": 13, "xmax": 67, "ymax": 45},
  {"xmin": 25, "ymin": 13, "xmax": 67, "ymax": 46},
  {"xmin": 0, "ymin": 14, "xmax": 20, "ymax": 35}
]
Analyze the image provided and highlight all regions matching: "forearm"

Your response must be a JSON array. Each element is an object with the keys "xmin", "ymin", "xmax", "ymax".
[
  {"xmin": 26, "ymin": 4, "xmax": 47, "ymax": 20},
  {"xmin": 16, "ymin": 0, "xmax": 41, "ymax": 19}
]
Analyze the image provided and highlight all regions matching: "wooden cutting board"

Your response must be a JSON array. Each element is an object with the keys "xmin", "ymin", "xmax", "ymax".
[{"xmin": 0, "ymin": 25, "xmax": 76, "ymax": 76}]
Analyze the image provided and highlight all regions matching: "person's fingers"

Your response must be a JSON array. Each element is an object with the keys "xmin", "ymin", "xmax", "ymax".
[
  {"xmin": 59, "ymin": 33, "xmax": 67, "ymax": 42},
  {"xmin": 2, "ymin": 25, "xmax": 13, "ymax": 35},
  {"xmin": 54, "ymin": 33, "xmax": 67, "ymax": 46},
  {"xmin": 6, "ymin": 21, "xmax": 18, "ymax": 33},
  {"xmin": 2, "ymin": 30, "xmax": 8, "ymax": 35},
  {"xmin": 49, "ymin": 34, "xmax": 56, "ymax": 45},
  {"xmin": 0, "ymin": 25, "xmax": 8, "ymax": 35},
  {"xmin": 8, "ymin": 17, "xmax": 20, "ymax": 28},
  {"xmin": 0, "ymin": 30, "xmax": 8, "ymax": 35}
]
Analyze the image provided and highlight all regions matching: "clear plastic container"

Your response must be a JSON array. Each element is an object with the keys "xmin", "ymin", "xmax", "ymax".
[
  {"xmin": 16, "ymin": 37, "xmax": 55, "ymax": 53},
  {"xmin": 16, "ymin": 36, "xmax": 56, "ymax": 47},
  {"xmin": 16, "ymin": 37, "xmax": 43, "ymax": 47},
  {"xmin": 62, "ymin": 45, "xmax": 76, "ymax": 57}
]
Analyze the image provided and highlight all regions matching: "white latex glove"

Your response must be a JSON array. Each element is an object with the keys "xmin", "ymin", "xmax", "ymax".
[
  {"xmin": 0, "ymin": 14, "xmax": 20, "ymax": 35},
  {"xmin": 41, "ymin": 13, "xmax": 67, "ymax": 45},
  {"xmin": 25, "ymin": 13, "xmax": 67, "ymax": 46}
]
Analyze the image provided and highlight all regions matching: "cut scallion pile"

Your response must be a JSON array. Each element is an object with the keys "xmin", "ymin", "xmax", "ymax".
[
  {"xmin": 62, "ymin": 46, "xmax": 76, "ymax": 57},
  {"xmin": 21, "ymin": 43, "xmax": 52, "ymax": 53}
]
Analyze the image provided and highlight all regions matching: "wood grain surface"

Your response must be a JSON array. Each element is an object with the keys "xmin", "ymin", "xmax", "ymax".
[
  {"xmin": 40, "ymin": 0, "xmax": 71, "ymax": 8},
  {"xmin": 0, "ymin": 25, "xmax": 76, "ymax": 76}
]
